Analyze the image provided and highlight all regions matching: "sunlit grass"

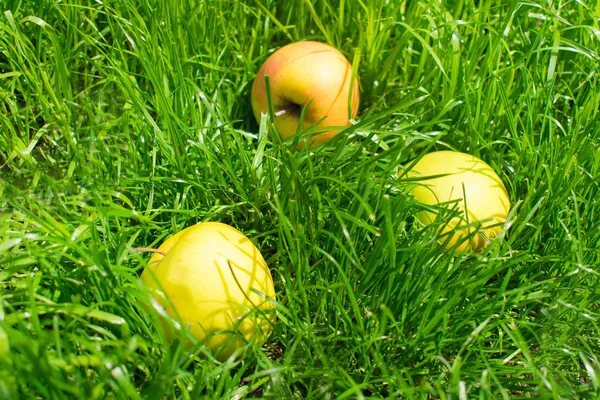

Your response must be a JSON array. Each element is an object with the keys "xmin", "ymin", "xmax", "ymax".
[{"xmin": 1, "ymin": 0, "xmax": 599, "ymax": 398}]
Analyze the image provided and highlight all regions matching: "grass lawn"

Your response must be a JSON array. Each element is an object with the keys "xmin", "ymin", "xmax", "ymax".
[{"xmin": 1, "ymin": 0, "xmax": 599, "ymax": 398}]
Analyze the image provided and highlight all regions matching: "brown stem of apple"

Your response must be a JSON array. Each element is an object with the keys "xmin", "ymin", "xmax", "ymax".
[
  {"xmin": 135, "ymin": 247, "xmax": 167, "ymax": 256},
  {"xmin": 274, "ymin": 105, "xmax": 297, "ymax": 117}
]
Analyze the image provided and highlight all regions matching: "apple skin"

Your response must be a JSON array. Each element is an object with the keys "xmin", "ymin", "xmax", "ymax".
[
  {"xmin": 403, "ymin": 151, "xmax": 511, "ymax": 252},
  {"xmin": 140, "ymin": 222, "xmax": 276, "ymax": 360},
  {"xmin": 251, "ymin": 41, "xmax": 359, "ymax": 149}
]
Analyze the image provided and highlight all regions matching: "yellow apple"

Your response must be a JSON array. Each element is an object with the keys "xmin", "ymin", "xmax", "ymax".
[
  {"xmin": 403, "ymin": 151, "xmax": 511, "ymax": 252},
  {"xmin": 140, "ymin": 222, "xmax": 276, "ymax": 360},
  {"xmin": 251, "ymin": 41, "xmax": 360, "ymax": 149}
]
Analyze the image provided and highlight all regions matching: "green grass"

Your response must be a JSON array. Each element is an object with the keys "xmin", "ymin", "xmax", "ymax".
[{"xmin": 1, "ymin": 0, "xmax": 599, "ymax": 398}]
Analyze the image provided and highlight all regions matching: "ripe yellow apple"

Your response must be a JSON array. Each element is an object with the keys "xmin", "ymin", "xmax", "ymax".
[
  {"xmin": 140, "ymin": 222, "xmax": 276, "ymax": 360},
  {"xmin": 403, "ymin": 151, "xmax": 511, "ymax": 252},
  {"xmin": 251, "ymin": 41, "xmax": 360, "ymax": 149}
]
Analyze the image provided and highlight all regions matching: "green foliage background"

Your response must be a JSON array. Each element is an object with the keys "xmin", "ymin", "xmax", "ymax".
[{"xmin": 0, "ymin": 0, "xmax": 599, "ymax": 398}]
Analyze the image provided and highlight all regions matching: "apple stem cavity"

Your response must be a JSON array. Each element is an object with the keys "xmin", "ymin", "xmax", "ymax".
[
  {"xmin": 274, "ymin": 105, "xmax": 298, "ymax": 117},
  {"xmin": 135, "ymin": 247, "xmax": 167, "ymax": 256}
]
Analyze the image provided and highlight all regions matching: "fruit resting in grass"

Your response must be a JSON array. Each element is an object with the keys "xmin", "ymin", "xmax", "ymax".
[
  {"xmin": 140, "ymin": 222, "xmax": 276, "ymax": 360},
  {"xmin": 251, "ymin": 41, "xmax": 359, "ymax": 149},
  {"xmin": 403, "ymin": 151, "xmax": 511, "ymax": 252}
]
